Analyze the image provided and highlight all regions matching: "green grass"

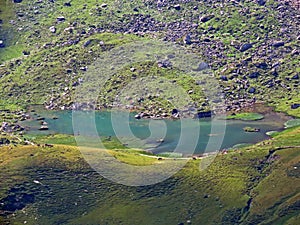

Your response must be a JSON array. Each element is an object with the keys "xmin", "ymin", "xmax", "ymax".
[
  {"xmin": 0, "ymin": 126, "xmax": 299, "ymax": 224},
  {"xmin": 109, "ymin": 149, "xmax": 157, "ymax": 166},
  {"xmin": 0, "ymin": 44, "xmax": 24, "ymax": 63},
  {"xmin": 284, "ymin": 119, "xmax": 300, "ymax": 128},
  {"xmin": 227, "ymin": 113, "xmax": 264, "ymax": 121}
]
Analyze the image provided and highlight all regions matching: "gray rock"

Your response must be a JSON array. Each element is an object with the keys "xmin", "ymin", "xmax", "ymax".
[
  {"xmin": 0, "ymin": 40, "xmax": 5, "ymax": 48},
  {"xmin": 255, "ymin": 62, "xmax": 268, "ymax": 70},
  {"xmin": 248, "ymin": 87, "xmax": 256, "ymax": 93},
  {"xmin": 249, "ymin": 72, "xmax": 260, "ymax": 79},
  {"xmin": 49, "ymin": 26, "xmax": 56, "ymax": 33},
  {"xmin": 22, "ymin": 50, "xmax": 30, "ymax": 55},
  {"xmin": 56, "ymin": 16, "xmax": 66, "ymax": 22},
  {"xmin": 134, "ymin": 114, "xmax": 141, "ymax": 119},
  {"xmin": 273, "ymin": 41, "xmax": 285, "ymax": 47},
  {"xmin": 83, "ymin": 40, "xmax": 92, "ymax": 48},
  {"xmin": 240, "ymin": 43, "xmax": 253, "ymax": 52},
  {"xmin": 200, "ymin": 15, "xmax": 214, "ymax": 23},
  {"xmin": 174, "ymin": 4, "xmax": 181, "ymax": 10},
  {"xmin": 64, "ymin": 2, "xmax": 71, "ymax": 7},
  {"xmin": 257, "ymin": 0, "xmax": 266, "ymax": 6},
  {"xmin": 157, "ymin": 59, "xmax": 172, "ymax": 68},
  {"xmin": 183, "ymin": 34, "xmax": 192, "ymax": 45},
  {"xmin": 291, "ymin": 104, "xmax": 300, "ymax": 109},
  {"xmin": 220, "ymin": 75, "xmax": 228, "ymax": 81},
  {"xmin": 194, "ymin": 62, "xmax": 209, "ymax": 71}
]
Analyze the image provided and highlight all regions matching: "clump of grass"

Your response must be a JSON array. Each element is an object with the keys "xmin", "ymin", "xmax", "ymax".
[
  {"xmin": 227, "ymin": 113, "xmax": 264, "ymax": 121},
  {"xmin": 284, "ymin": 119, "xmax": 300, "ymax": 128},
  {"xmin": 266, "ymin": 130, "xmax": 279, "ymax": 137}
]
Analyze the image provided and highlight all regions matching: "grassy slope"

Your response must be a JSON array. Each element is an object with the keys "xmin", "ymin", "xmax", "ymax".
[{"xmin": 0, "ymin": 126, "xmax": 299, "ymax": 224}]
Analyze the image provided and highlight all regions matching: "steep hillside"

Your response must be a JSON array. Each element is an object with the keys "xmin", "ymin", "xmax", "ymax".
[{"xmin": 0, "ymin": 0, "xmax": 299, "ymax": 117}]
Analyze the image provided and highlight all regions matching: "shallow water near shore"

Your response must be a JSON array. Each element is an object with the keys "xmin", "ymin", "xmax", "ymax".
[{"xmin": 21, "ymin": 106, "xmax": 290, "ymax": 155}]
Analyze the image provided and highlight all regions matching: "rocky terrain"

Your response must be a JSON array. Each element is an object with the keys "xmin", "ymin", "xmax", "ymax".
[{"xmin": 0, "ymin": 0, "xmax": 299, "ymax": 118}]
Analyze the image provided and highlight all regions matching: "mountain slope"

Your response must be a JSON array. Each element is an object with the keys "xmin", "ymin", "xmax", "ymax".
[{"xmin": 0, "ymin": 0, "xmax": 299, "ymax": 117}]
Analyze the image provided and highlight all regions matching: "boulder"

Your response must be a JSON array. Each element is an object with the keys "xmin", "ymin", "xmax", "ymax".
[
  {"xmin": 257, "ymin": 0, "xmax": 266, "ymax": 6},
  {"xmin": 39, "ymin": 126, "xmax": 49, "ymax": 130},
  {"xmin": 243, "ymin": 127, "xmax": 260, "ymax": 132},
  {"xmin": 22, "ymin": 50, "xmax": 30, "ymax": 55},
  {"xmin": 196, "ymin": 111, "xmax": 212, "ymax": 118},
  {"xmin": 194, "ymin": 62, "xmax": 209, "ymax": 71},
  {"xmin": 49, "ymin": 26, "xmax": 56, "ymax": 33},
  {"xmin": 248, "ymin": 72, "xmax": 260, "ymax": 79},
  {"xmin": 291, "ymin": 104, "xmax": 300, "ymax": 109},
  {"xmin": 56, "ymin": 16, "xmax": 66, "ymax": 22},
  {"xmin": 134, "ymin": 114, "xmax": 141, "ymax": 119},
  {"xmin": 13, "ymin": 0, "xmax": 22, "ymax": 3},
  {"xmin": 83, "ymin": 40, "xmax": 92, "ymax": 48},
  {"xmin": 64, "ymin": 2, "xmax": 71, "ymax": 7},
  {"xmin": 273, "ymin": 41, "xmax": 285, "ymax": 47},
  {"xmin": 248, "ymin": 87, "xmax": 256, "ymax": 93},
  {"xmin": 172, "ymin": 109, "xmax": 179, "ymax": 115},
  {"xmin": 0, "ymin": 138, "xmax": 10, "ymax": 145},
  {"xmin": 174, "ymin": 4, "xmax": 181, "ymax": 10},
  {"xmin": 0, "ymin": 40, "xmax": 5, "ymax": 48},
  {"xmin": 255, "ymin": 62, "xmax": 268, "ymax": 70},
  {"xmin": 291, "ymin": 74, "xmax": 299, "ymax": 80},
  {"xmin": 200, "ymin": 15, "xmax": 214, "ymax": 23},
  {"xmin": 157, "ymin": 59, "xmax": 172, "ymax": 68},
  {"xmin": 220, "ymin": 75, "xmax": 228, "ymax": 81},
  {"xmin": 183, "ymin": 34, "xmax": 192, "ymax": 45},
  {"xmin": 239, "ymin": 43, "xmax": 252, "ymax": 52}
]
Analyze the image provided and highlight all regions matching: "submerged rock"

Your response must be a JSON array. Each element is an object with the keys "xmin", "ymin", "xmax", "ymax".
[
  {"xmin": 39, "ymin": 125, "xmax": 49, "ymax": 130},
  {"xmin": 243, "ymin": 127, "xmax": 260, "ymax": 132}
]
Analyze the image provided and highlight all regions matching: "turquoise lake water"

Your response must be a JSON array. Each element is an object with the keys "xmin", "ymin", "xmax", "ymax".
[{"xmin": 21, "ymin": 107, "xmax": 288, "ymax": 155}]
